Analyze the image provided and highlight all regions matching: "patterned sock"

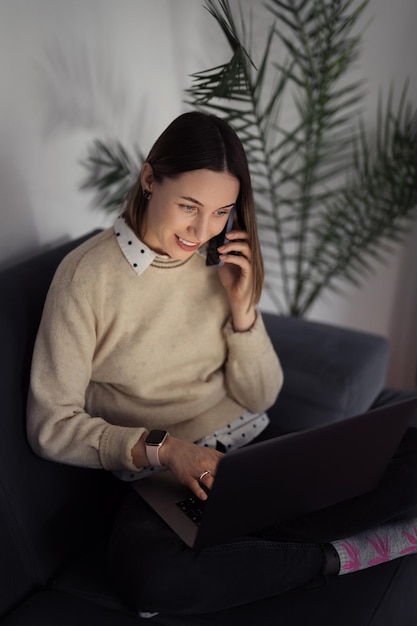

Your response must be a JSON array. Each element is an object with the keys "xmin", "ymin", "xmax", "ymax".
[{"xmin": 331, "ymin": 517, "xmax": 417, "ymax": 575}]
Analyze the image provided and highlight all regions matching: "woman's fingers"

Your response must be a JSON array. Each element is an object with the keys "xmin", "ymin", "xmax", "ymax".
[
  {"xmin": 218, "ymin": 231, "xmax": 252, "ymax": 261},
  {"xmin": 198, "ymin": 469, "xmax": 216, "ymax": 490},
  {"xmin": 189, "ymin": 469, "xmax": 216, "ymax": 501},
  {"xmin": 164, "ymin": 438, "xmax": 223, "ymax": 500}
]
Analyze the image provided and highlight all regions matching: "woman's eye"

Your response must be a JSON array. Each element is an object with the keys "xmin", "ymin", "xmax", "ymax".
[{"xmin": 180, "ymin": 204, "xmax": 197, "ymax": 213}]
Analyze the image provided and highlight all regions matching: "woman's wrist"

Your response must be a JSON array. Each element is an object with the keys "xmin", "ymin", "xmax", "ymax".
[
  {"xmin": 132, "ymin": 431, "xmax": 173, "ymax": 469},
  {"xmin": 131, "ymin": 431, "xmax": 149, "ymax": 468},
  {"xmin": 157, "ymin": 433, "xmax": 174, "ymax": 467},
  {"xmin": 231, "ymin": 307, "xmax": 257, "ymax": 333}
]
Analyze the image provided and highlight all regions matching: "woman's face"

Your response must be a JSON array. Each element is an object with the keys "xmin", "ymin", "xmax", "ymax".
[{"xmin": 141, "ymin": 166, "xmax": 240, "ymax": 259}]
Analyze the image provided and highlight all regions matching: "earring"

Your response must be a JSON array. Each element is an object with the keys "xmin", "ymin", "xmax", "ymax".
[{"xmin": 143, "ymin": 189, "xmax": 152, "ymax": 200}]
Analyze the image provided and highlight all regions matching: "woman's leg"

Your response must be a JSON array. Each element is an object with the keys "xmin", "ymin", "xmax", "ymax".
[
  {"xmin": 108, "ymin": 488, "xmax": 325, "ymax": 615},
  {"xmin": 331, "ymin": 517, "xmax": 417, "ymax": 574}
]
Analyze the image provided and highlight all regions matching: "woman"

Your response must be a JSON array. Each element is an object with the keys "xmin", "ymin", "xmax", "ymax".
[{"xmin": 27, "ymin": 112, "xmax": 417, "ymax": 616}]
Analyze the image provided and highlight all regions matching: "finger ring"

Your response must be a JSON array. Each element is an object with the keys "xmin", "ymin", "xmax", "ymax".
[{"xmin": 198, "ymin": 470, "xmax": 211, "ymax": 483}]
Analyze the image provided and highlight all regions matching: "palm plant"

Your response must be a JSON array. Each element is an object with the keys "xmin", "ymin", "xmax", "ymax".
[{"xmin": 81, "ymin": 0, "xmax": 417, "ymax": 316}]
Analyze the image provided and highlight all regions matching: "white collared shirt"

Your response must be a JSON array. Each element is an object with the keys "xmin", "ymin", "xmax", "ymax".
[{"xmin": 113, "ymin": 215, "xmax": 161, "ymax": 276}]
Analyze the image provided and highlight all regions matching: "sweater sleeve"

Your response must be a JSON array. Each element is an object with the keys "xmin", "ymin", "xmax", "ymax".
[
  {"xmin": 26, "ymin": 280, "xmax": 144, "ymax": 472},
  {"xmin": 223, "ymin": 312, "xmax": 283, "ymax": 413}
]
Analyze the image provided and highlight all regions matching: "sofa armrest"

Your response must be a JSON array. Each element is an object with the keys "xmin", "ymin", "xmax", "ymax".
[{"xmin": 262, "ymin": 313, "xmax": 390, "ymax": 434}]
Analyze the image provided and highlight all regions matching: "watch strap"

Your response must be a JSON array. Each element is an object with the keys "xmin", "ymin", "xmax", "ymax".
[
  {"xmin": 146, "ymin": 443, "xmax": 163, "ymax": 467},
  {"xmin": 145, "ymin": 430, "xmax": 168, "ymax": 467}
]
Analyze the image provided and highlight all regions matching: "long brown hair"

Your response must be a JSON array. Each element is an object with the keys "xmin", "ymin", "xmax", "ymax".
[{"xmin": 123, "ymin": 111, "xmax": 264, "ymax": 305}]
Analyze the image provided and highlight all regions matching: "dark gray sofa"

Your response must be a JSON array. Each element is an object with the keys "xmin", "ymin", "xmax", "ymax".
[{"xmin": 1, "ymin": 230, "xmax": 417, "ymax": 625}]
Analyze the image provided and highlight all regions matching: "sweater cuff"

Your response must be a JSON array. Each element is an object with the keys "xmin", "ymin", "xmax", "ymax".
[
  {"xmin": 99, "ymin": 424, "xmax": 146, "ymax": 472},
  {"xmin": 224, "ymin": 311, "xmax": 277, "ymax": 363},
  {"xmin": 223, "ymin": 309, "xmax": 263, "ymax": 338}
]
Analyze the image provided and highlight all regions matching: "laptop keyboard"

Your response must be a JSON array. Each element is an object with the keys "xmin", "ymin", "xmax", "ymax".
[{"xmin": 176, "ymin": 495, "xmax": 206, "ymax": 526}]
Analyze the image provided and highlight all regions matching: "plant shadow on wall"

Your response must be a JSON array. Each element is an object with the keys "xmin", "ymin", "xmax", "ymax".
[
  {"xmin": 38, "ymin": 39, "xmax": 131, "ymax": 137},
  {"xmin": 80, "ymin": 0, "xmax": 417, "ymax": 317}
]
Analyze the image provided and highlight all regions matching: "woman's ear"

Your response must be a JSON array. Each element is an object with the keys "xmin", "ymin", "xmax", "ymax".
[{"xmin": 140, "ymin": 162, "xmax": 154, "ymax": 193}]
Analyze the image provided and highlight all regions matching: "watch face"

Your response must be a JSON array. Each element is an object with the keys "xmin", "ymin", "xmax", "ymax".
[{"xmin": 146, "ymin": 430, "xmax": 167, "ymax": 445}]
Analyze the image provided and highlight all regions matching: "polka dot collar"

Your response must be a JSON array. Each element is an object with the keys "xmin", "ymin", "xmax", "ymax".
[{"xmin": 114, "ymin": 215, "xmax": 191, "ymax": 276}]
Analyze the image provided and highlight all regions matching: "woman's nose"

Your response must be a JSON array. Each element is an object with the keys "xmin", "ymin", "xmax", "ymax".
[{"xmin": 190, "ymin": 216, "xmax": 210, "ymax": 242}]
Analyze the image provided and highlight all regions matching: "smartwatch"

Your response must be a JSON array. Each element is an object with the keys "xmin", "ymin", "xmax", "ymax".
[{"xmin": 145, "ymin": 430, "xmax": 168, "ymax": 467}]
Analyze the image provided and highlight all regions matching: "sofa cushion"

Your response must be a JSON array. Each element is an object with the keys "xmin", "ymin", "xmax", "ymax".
[
  {"xmin": 0, "ymin": 231, "xmax": 121, "ymax": 588},
  {"xmin": 262, "ymin": 313, "xmax": 390, "ymax": 433}
]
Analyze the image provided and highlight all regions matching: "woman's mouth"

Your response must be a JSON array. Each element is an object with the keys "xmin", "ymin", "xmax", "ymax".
[{"xmin": 175, "ymin": 235, "xmax": 200, "ymax": 252}]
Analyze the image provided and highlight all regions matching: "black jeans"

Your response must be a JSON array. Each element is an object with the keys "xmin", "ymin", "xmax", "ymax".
[{"xmin": 107, "ymin": 427, "xmax": 417, "ymax": 615}]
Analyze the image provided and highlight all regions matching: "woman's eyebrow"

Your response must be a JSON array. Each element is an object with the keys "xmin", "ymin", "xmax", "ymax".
[{"xmin": 180, "ymin": 196, "xmax": 235, "ymax": 210}]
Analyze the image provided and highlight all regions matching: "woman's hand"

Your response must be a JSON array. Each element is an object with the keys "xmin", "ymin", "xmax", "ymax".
[
  {"xmin": 217, "ymin": 229, "xmax": 257, "ymax": 331},
  {"xmin": 159, "ymin": 436, "xmax": 223, "ymax": 500},
  {"xmin": 132, "ymin": 433, "xmax": 223, "ymax": 500}
]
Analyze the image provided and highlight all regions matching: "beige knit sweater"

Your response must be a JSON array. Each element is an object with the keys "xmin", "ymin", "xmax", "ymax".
[{"xmin": 27, "ymin": 228, "xmax": 283, "ymax": 474}]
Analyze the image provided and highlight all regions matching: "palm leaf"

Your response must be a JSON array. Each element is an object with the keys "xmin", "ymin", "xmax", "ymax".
[{"xmin": 80, "ymin": 139, "xmax": 144, "ymax": 211}]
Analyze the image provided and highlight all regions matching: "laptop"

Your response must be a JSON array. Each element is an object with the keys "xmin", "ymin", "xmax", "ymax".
[{"xmin": 132, "ymin": 396, "xmax": 417, "ymax": 551}]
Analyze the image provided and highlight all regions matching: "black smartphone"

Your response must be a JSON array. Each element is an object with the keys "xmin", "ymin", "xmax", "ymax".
[{"xmin": 206, "ymin": 206, "xmax": 236, "ymax": 267}]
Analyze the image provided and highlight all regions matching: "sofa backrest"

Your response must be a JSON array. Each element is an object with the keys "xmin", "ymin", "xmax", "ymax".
[
  {"xmin": 262, "ymin": 313, "xmax": 390, "ymax": 433},
  {"xmin": 0, "ymin": 231, "xmax": 119, "ymax": 606}
]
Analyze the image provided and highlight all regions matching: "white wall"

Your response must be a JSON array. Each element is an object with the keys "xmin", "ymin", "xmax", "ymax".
[{"xmin": 0, "ymin": 0, "xmax": 416, "ymax": 388}]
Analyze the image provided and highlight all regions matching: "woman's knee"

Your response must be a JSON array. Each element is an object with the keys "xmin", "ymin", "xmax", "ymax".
[{"xmin": 107, "ymin": 491, "xmax": 206, "ymax": 613}]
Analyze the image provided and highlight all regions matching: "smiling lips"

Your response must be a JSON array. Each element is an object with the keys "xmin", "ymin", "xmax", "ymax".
[{"xmin": 176, "ymin": 235, "xmax": 200, "ymax": 251}]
